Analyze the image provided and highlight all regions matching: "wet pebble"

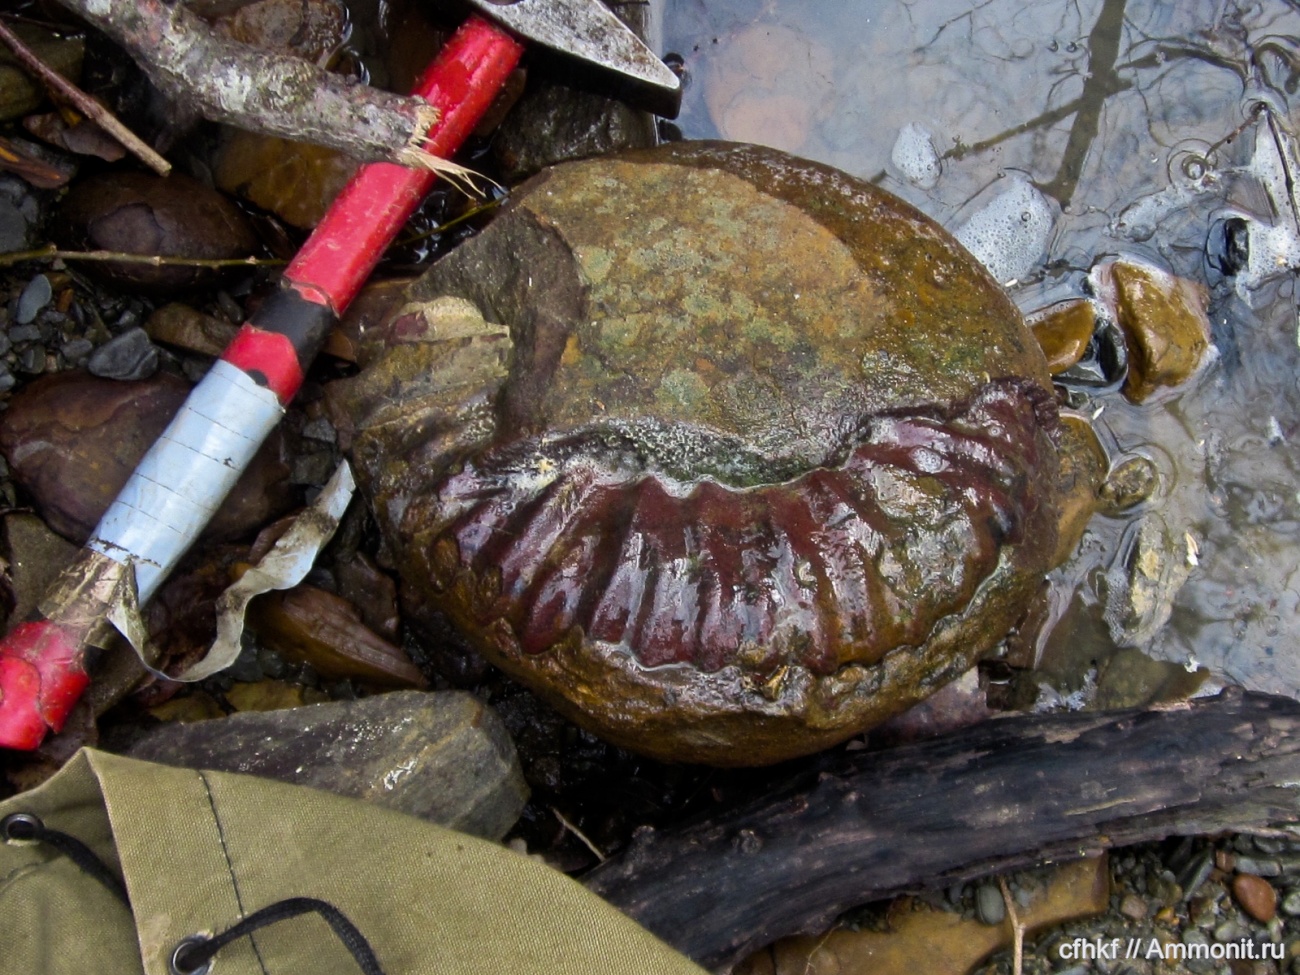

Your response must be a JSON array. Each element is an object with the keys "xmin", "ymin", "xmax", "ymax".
[
  {"xmin": 87, "ymin": 326, "xmax": 158, "ymax": 381},
  {"xmin": 1027, "ymin": 299, "xmax": 1098, "ymax": 374},
  {"xmin": 1090, "ymin": 259, "xmax": 1212, "ymax": 403},
  {"xmin": 1281, "ymin": 888, "xmax": 1300, "ymax": 916},
  {"xmin": 976, "ymin": 883, "xmax": 1006, "ymax": 925},
  {"xmin": 1234, "ymin": 873, "xmax": 1279, "ymax": 923},
  {"xmin": 1100, "ymin": 455, "xmax": 1159, "ymax": 513},
  {"xmin": 0, "ymin": 175, "xmax": 40, "ymax": 252},
  {"xmin": 1119, "ymin": 892, "xmax": 1148, "ymax": 920},
  {"xmin": 15, "ymin": 274, "xmax": 51, "ymax": 325},
  {"xmin": 8, "ymin": 323, "xmax": 41, "ymax": 345},
  {"xmin": 1177, "ymin": 848, "xmax": 1217, "ymax": 898},
  {"xmin": 145, "ymin": 302, "xmax": 238, "ymax": 358},
  {"xmin": 60, "ymin": 337, "xmax": 93, "ymax": 366},
  {"xmin": 1237, "ymin": 856, "xmax": 1283, "ymax": 878}
]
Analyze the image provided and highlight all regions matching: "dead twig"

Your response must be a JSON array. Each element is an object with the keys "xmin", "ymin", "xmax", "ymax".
[
  {"xmin": 0, "ymin": 17, "xmax": 171, "ymax": 176},
  {"xmin": 0, "ymin": 246, "xmax": 283, "ymax": 268},
  {"xmin": 551, "ymin": 806, "xmax": 607, "ymax": 863},
  {"xmin": 998, "ymin": 875, "xmax": 1024, "ymax": 975}
]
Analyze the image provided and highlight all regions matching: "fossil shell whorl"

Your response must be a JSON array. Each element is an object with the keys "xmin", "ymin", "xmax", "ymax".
[{"xmin": 336, "ymin": 141, "xmax": 1062, "ymax": 765}]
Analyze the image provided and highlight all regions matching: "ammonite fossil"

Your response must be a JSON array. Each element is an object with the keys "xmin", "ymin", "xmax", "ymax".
[{"xmin": 331, "ymin": 141, "xmax": 1064, "ymax": 765}]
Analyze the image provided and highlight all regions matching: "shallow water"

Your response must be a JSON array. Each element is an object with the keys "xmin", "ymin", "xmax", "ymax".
[{"xmin": 661, "ymin": 0, "xmax": 1300, "ymax": 702}]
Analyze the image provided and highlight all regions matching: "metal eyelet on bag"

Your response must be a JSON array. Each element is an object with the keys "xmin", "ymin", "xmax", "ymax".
[
  {"xmin": 1, "ymin": 811, "xmax": 42, "ymax": 845},
  {"xmin": 170, "ymin": 935, "xmax": 214, "ymax": 975}
]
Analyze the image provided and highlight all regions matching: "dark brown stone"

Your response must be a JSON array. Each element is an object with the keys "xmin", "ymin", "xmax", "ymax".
[
  {"xmin": 0, "ymin": 371, "xmax": 294, "ymax": 544},
  {"xmin": 53, "ymin": 171, "xmax": 258, "ymax": 294}
]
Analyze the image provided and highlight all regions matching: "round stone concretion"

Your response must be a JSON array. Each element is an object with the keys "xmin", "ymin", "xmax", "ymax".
[{"xmin": 336, "ymin": 141, "xmax": 1062, "ymax": 765}]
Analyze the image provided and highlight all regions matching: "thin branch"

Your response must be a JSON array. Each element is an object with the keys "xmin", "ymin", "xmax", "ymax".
[
  {"xmin": 0, "ymin": 17, "xmax": 171, "ymax": 176},
  {"xmin": 0, "ymin": 246, "xmax": 284, "ymax": 268},
  {"xmin": 998, "ymin": 876, "xmax": 1024, "ymax": 975}
]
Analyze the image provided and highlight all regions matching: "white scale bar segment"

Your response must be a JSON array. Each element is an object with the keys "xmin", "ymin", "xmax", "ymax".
[{"xmin": 88, "ymin": 359, "xmax": 285, "ymax": 603}]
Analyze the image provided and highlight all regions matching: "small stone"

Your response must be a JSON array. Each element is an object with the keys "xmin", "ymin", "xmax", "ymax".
[
  {"xmin": 0, "ymin": 511, "xmax": 78, "ymax": 628},
  {"xmin": 1119, "ymin": 892, "xmax": 1149, "ymax": 920},
  {"xmin": 975, "ymin": 883, "xmax": 1005, "ymax": 925},
  {"xmin": 54, "ymin": 171, "xmax": 258, "ymax": 294},
  {"xmin": 215, "ymin": 129, "xmax": 357, "ymax": 229},
  {"xmin": 0, "ymin": 25, "xmax": 84, "ymax": 122},
  {"xmin": 301, "ymin": 415, "xmax": 336, "ymax": 443},
  {"xmin": 1027, "ymin": 299, "xmax": 1098, "ymax": 374},
  {"xmin": 1281, "ymin": 888, "xmax": 1300, "ymax": 916},
  {"xmin": 87, "ymin": 327, "xmax": 159, "ymax": 381},
  {"xmin": 1100, "ymin": 455, "xmax": 1159, "ymax": 513},
  {"xmin": 248, "ymin": 583, "xmax": 427, "ymax": 689},
  {"xmin": 126, "ymin": 690, "xmax": 529, "ymax": 838},
  {"xmin": 1091, "ymin": 258, "xmax": 1212, "ymax": 403},
  {"xmin": 1051, "ymin": 414, "xmax": 1108, "ymax": 567},
  {"xmin": 15, "ymin": 274, "xmax": 51, "ymax": 324},
  {"xmin": 1214, "ymin": 918, "xmax": 1245, "ymax": 942},
  {"xmin": 145, "ymin": 302, "xmax": 239, "ymax": 358},
  {"xmin": 1234, "ymin": 873, "xmax": 1279, "ymax": 922},
  {"xmin": 8, "ymin": 323, "xmax": 41, "ymax": 345},
  {"xmin": 1236, "ymin": 856, "xmax": 1283, "ymax": 878},
  {"xmin": 60, "ymin": 337, "xmax": 93, "ymax": 365}
]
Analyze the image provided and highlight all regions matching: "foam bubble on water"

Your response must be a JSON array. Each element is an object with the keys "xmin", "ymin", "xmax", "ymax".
[
  {"xmin": 890, "ymin": 123, "xmax": 942, "ymax": 189},
  {"xmin": 953, "ymin": 176, "xmax": 1056, "ymax": 286}
]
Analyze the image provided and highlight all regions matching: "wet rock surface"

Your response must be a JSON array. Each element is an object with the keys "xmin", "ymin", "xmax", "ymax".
[
  {"xmin": 126, "ymin": 690, "xmax": 528, "ymax": 839},
  {"xmin": 335, "ymin": 141, "xmax": 1064, "ymax": 765}
]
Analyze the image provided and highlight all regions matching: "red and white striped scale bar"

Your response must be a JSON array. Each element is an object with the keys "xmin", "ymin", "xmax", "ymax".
[{"xmin": 0, "ymin": 17, "xmax": 525, "ymax": 750}]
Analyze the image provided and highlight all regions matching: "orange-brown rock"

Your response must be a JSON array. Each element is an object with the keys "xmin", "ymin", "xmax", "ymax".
[
  {"xmin": 1091, "ymin": 259, "xmax": 1212, "ymax": 403},
  {"xmin": 1027, "ymin": 299, "xmax": 1099, "ymax": 374}
]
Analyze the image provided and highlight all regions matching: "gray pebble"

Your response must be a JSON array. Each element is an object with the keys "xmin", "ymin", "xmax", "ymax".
[
  {"xmin": 1178, "ymin": 849, "xmax": 1216, "ymax": 899},
  {"xmin": 16, "ymin": 346, "xmax": 44, "ymax": 375},
  {"xmin": 1281, "ymin": 887, "xmax": 1300, "ymax": 916},
  {"xmin": 1254, "ymin": 837, "xmax": 1286, "ymax": 854},
  {"xmin": 301, "ymin": 416, "xmax": 337, "ymax": 443},
  {"xmin": 88, "ymin": 327, "xmax": 159, "ymax": 381},
  {"xmin": 61, "ymin": 337, "xmax": 94, "ymax": 365},
  {"xmin": 1213, "ymin": 919, "xmax": 1244, "ymax": 942},
  {"xmin": 0, "ymin": 365, "xmax": 16, "ymax": 395},
  {"xmin": 8, "ymin": 324, "xmax": 41, "ymax": 345},
  {"xmin": 1235, "ymin": 855, "xmax": 1282, "ymax": 877},
  {"xmin": 975, "ymin": 882, "xmax": 1005, "ymax": 925},
  {"xmin": 16, "ymin": 275, "xmax": 51, "ymax": 325}
]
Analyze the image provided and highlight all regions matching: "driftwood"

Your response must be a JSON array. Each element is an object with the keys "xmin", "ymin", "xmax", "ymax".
[
  {"xmin": 54, "ymin": 0, "xmax": 442, "ymax": 168},
  {"xmin": 584, "ymin": 689, "xmax": 1300, "ymax": 971}
]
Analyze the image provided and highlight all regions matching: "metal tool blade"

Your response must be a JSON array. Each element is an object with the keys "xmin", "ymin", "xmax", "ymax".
[{"xmin": 465, "ymin": 0, "xmax": 680, "ymax": 99}]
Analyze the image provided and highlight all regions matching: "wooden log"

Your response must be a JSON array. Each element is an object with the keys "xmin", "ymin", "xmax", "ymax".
[{"xmin": 583, "ymin": 689, "xmax": 1300, "ymax": 972}]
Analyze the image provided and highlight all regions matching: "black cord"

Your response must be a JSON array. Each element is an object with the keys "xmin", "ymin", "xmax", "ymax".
[
  {"xmin": 171, "ymin": 896, "xmax": 386, "ymax": 975},
  {"xmin": 2, "ymin": 812, "xmax": 130, "ymax": 906}
]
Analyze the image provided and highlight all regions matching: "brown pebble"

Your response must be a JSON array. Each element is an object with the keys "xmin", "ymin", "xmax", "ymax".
[
  {"xmin": 1119, "ymin": 892, "xmax": 1148, "ymax": 920},
  {"xmin": 1232, "ymin": 872, "xmax": 1278, "ymax": 922}
]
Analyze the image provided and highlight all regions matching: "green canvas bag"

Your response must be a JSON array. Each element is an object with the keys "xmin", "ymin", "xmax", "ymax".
[{"xmin": 0, "ymin": 748, "xmax": 707, "ymax": 974}]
